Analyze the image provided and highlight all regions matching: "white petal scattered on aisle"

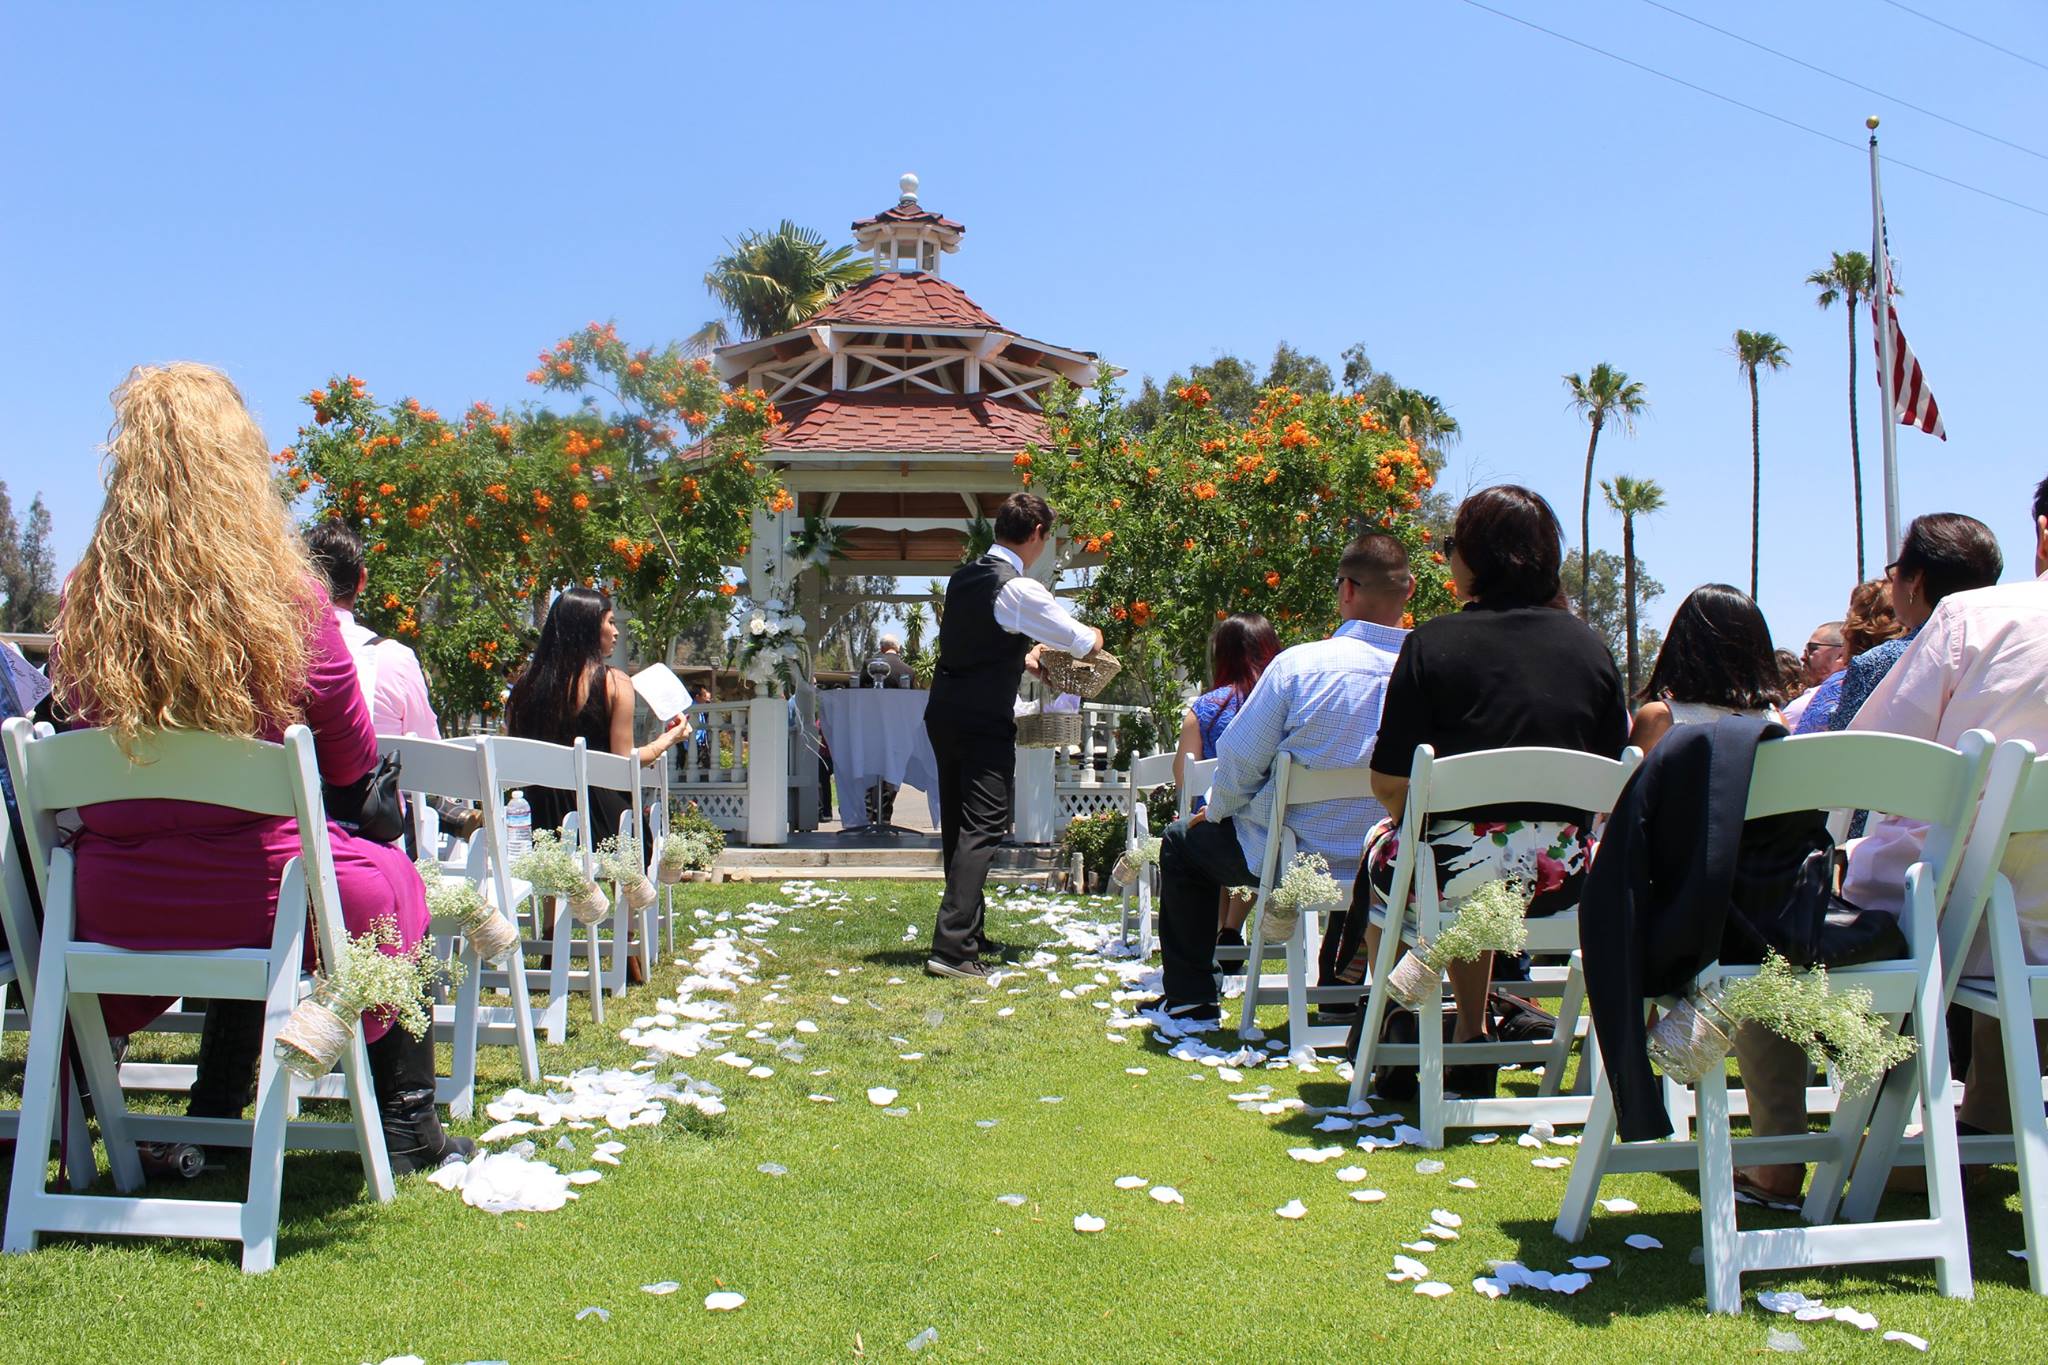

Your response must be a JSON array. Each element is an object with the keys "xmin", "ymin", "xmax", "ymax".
[
  {"xmin": 1624, "ymin": 1234, "xmax": 1663, "ymax": 1250},
  {"xmin": 1149, "ymin": 1186, "xmax": 1184, "ymax": 1205},
  {"xmin": 1125, "ymin": 1067, "xmax": 1148, "ymax": 1076},
  {"xmin": 575, "ymin": 1307, "xmax": 610, "ymax": 1322},
  {"xmin": 1414, "ymin": 1282, "xmax": 1453, "ymax": 1298},
  {"xmin": 1532, "ymin": 1156, "xmax": 1571, "ymax": 1170},
  {"xmin": 1275, "ymin": 1199, "xmax": 1308, "ymax": 1219},
  {"xmin": 1114, "ymin": 1175, "xmax": 1147, "ymax": 1189},
  {"xmin": 1287, "ymin": 1145, "xmax": 1346, "ymax": 1164},
  {"xmin": 640, "ymin": 1281, "xmax": 680, "ymax": 1295},
  {"xmin": 1598, "ymin": 1197, "xmax": 1637, "ymax": 1213},
  {"xmin": 1387, "ymin": 1255, "xmax": 1430, "ymax": 1282},
  {"xmin": 1449, "ymin": 1177, "xmax": 1480, "ymax": 1190},
  {"xmin": 996, "ymin": 1194, "xmax": 1028, "ymax": 1207},
  {"xmin": 1335, "ymin": 1166, "xmax": 1368, "ymax": 1183},
  {"xmin": 1470, "ymin": 1133, "xmax": 1500, "ymax": 1144},
  {"xmin": 1349, "ymin": 1189, "xmax": 1387, "ymax": 1203},
  {"xmin": 1472, "ymin": 1277, "xmax": 1507, "ymax": 1299},
  {"xmin": 1074, "ymin": 1213, "xmax": 1106, "ymax": 1233},
  {"xmin": 757, "ymin": 1162, "xmax": 788, "ymax": 1177},
  {"xmin": 704, "ymin": 1292, "xmax": 746, "ymax": 1311},
  {"xmin": 866, "ymin": 1087, "xmax": 898, "ymax": 1106},
  {"xmin": 1430, "ymin": 1209, "xmax": 1463, "ymax": 1228},
  {"xmin": 1414, "ymin": 1159, "xmax": 1445, "ymax": 1175},
  {"xmin": 1882, "ymin": 1331, "xmax": 1929, "ymax": 1351},
  {"xmin": 1568, "ymin": 1255, "xmax": 1611, "ymax": 1271}
]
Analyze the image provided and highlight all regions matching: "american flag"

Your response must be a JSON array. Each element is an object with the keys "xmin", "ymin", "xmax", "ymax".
[{"xmin": 1872, "ymin": 217, "xmax": 1947, "ymax": 441}]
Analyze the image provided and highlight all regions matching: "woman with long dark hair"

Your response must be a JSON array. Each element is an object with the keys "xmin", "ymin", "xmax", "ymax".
[
  {"xmin": 504, "ymin": 588, "xmax": 690, "ymax": 842},
  {"xmin": 1626, "ymin": 584, "xmax": 1784, "ymax": 754},
  {"xmin": 1174, "ymin": 612, "xmax": 1282, "ymax": 788}
]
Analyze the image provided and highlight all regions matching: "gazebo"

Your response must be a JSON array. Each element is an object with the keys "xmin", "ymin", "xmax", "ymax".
[{"xmin": 687, "ymin": 175, "xmax": 1120, "ymax": 845}]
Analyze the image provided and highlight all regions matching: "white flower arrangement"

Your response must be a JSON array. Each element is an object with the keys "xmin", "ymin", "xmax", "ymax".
[
  {"xmin": 1256, "ymin": 853, "xmax": 1346, "ymax": 944},
  {"xmin": 1648, "ymin": 952, "xmax": 1917, "ymax": 1091},
  {"xmin": 1386, "ymin": 878, "xmax": 1530, "ymax": 1006},
  {"xmin": 508, "ymin": 828, "xmax": 585, "ymax": 897}
]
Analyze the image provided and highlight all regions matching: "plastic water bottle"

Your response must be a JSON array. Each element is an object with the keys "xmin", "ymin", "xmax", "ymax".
[{"xmin": 505, "ymin": 789, "xmax": 532, "ymax": 858}]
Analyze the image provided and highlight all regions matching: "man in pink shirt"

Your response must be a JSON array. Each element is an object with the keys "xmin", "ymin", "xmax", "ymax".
[{"xmin": 1844, "ymin": 476, "xmax": 2048, "ymax": 1132}]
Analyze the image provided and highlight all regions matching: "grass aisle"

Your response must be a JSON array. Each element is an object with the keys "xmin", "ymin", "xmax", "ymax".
[{"xmin": 0, "ymin": 879, "xmax": 2036, "ymax": 1362}]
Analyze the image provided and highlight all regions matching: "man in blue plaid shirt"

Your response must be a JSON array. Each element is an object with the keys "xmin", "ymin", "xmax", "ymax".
[{"xmin": 1145, "ymin": 531, "xmax": 1413, "ymax": 1029}]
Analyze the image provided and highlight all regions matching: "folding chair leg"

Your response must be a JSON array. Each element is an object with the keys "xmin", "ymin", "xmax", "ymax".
[
  {"xmin": 586, "ymin": 919, "xmax": 605, "ymax": 1025},
  {"xmin": 1237, "ymin": 900, "xmax": 1266, "ymax": 1041},
  {"xmin": 66, "ymin": 988, "xmax": 143, "ymax": 1193},
  {"xmin": 1137, "ymin": 873, "xmax": 1154, "ymax": 959},
  {"xmin": 1539, "ymin": 953, "xmax": 1586, "ymax": 1098},
  {"xmin": 1555, "ymin": 1069, "xmax": 1619, "ymax": 1242},
  {"xmin": 240, "ymin": 1022, "xmax": 292, "ymax": 1273},
  {"xmin": 447, "ymin": 943, "xmax": 481, "ymax": 1120},
  {"xmin": 1347, "ymin": 912, "xmax": 1409, "ymax": 1110},
  {"xmin": 505, "ymin": 949, "xmax": 541, "ymax": 1081},
  {"xmin": 1285, "ymin": 921, "xmax": 1310, "ymax": 1056},
  {"xmin": 1911, "ymin": 985, "xmax": 1972, "ymax": 1301},
  {"xmin": 1694, "ymin": 1064, "xmax": 1743, "ymax": 1314},
  {"xmin": 1816, "ymin": 1063, "xmax": 1903, "ymax": 1224},
  {"xmin": 5, "ymin": 908, "xmax": 77, "ymax": 1252},
  {"xmin": 1420, "ymin": 978, "xmax": 1446, "ymax": 1149},
  {"xmin": 2004, "ymin": 1008, "xmax": 2048, "ymax": 1294},
  {"xmin": 545, "ymin": 897, "xmax": 572, "ymax": 1044},
  {"xmin": 341, "ymin": 1031, "xmax": 395, "ymax": 1205}
]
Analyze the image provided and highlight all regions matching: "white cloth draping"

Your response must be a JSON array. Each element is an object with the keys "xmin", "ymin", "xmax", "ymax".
[{"xmin": 817, "ymin": 688, "xmax": 941, "ymax": 829}]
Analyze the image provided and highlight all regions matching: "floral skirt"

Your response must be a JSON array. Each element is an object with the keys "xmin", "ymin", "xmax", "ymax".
[{"xmin": 1362, "ymin": 816, "xmax": 1593, "ymax": 920}]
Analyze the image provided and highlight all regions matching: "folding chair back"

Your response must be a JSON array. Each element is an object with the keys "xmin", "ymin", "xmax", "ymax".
[
  {"xmin": 481, "ymin": 735, "xmax": 600, "ymax": 1040},
  {"xmin": 1118, "ymin": 753, "xmax": 1179, "ymax": 956},
  {"xmin": 1179, "ymin": 757, "xmax": 1218, "ymax": 821},
  {"xmin": 0, "ymin": 718, "xmax": 391, "ymax": 1274},
  {"xmin": 582, "ymin": 745, "xmax": 649, "ymax": 992}
]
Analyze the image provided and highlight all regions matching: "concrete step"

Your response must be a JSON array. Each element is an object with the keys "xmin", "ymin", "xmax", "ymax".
[
  {"xmin": 727, "ymin": 866, "xmax": 1055, "ymax": 884},
  {"xmin": 720, "ymin": 845, "xmax": 1061, "ymax": 871}
]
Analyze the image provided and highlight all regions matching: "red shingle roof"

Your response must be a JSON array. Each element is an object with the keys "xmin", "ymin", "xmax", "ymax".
[
  {"xmin": 851, "ymin": 203, "xmax": 966, "ymax": 232},
  {"xmin": 768, "ymin": 393, "xmax": 1045, "ymax": 454},
  {"xmin": 809, "ymin": 272, "xmax": 1003, "ymax": 330}
]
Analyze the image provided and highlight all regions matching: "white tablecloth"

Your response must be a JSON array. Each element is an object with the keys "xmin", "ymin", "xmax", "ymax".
[{"xmin": 817, "ymin": 688, "xmax": 942, "ymax": 829}]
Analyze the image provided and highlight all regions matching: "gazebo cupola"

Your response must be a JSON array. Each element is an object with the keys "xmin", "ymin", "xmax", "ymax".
[{"xmin": 852, "ymin": 173, "xmax": 963, "ymax": 277}]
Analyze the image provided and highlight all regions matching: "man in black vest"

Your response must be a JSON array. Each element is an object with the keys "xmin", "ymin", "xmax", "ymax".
[{"xmin": 925, "ymin": 492, "xmax": 1102, "ymax": 979}]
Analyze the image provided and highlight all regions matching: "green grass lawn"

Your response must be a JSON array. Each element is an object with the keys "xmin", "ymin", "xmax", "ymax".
[{"xmin": 0, "ymin": 878, "xmax": 2038, "ymax": 1363}]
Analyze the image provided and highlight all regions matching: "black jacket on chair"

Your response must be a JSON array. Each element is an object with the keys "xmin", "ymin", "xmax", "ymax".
[{"xmin": 1580, "ymin": 716, "xmax": 1784, "ymax": 1141}]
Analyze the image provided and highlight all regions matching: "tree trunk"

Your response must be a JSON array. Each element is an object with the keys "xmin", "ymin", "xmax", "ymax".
[
  {"xmin": 1622, "ymin": 512, "xmax": 1639, "ymax": 698},
  {"xmin": 1847, "ymin": 299, "xmax": 1864, "ymax": 581},
  {"xmin": 1580, "ymin": 415, "xmax": 1602, "ymax": 620},
  {"xmin": 1749, "ymin": 367, "xmax": 1763, "ymax": 600}
]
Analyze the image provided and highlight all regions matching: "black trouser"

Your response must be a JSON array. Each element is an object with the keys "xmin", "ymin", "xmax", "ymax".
[
  {"xmin": 1158, "ymin": 814, "xmax": 1255, "ymax": 1004},
  {"xmin": 927, "ymin": 721, "xmax": 1014, "ymax": 964},
  {"xmin": 865, "ymin": 780, "xmax": 899, "ymax": 826}
]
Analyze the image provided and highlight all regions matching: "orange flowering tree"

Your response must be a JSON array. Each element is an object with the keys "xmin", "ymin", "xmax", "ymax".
[
  {"xmin": 287, "ymin": 323, "xmax": 782, "ymax": 718},
  {"xmin": 1024, "ymin": 371, "xmax": 1453, "ymax": 739}
]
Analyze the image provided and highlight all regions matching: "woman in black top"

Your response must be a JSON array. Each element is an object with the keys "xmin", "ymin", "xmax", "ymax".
[
  {"xmin": 505, "ymin": 588, "xmax": 690, "ymax": 842},
  {"xmin": 1359, "ymin": 485, "xmax": 1628, "ymax": 1097}
]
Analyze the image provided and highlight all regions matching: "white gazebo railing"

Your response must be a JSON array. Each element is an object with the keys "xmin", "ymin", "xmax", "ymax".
[
  {"xmin": 1049, "ymin": 702, "xmax": 1151, "ymax": 825},
  {"xmin": 669, "ymin": 698, "xmax": 789, "ymax": 846}
]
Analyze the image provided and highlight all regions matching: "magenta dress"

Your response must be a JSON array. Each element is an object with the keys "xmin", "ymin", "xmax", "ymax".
[{"xmin": 70, "ymin": 606, "xmax": 429, "ymax": 1041}]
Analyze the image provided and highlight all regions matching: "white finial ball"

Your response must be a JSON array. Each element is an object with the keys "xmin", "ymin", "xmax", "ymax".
[
  {"xmin": 900, "ymin": 172, "xmax": 920, "ymax": 203},
  {"xmin": 1866, "ymin": 115, "xmax": 1880, "ymax": 130}
]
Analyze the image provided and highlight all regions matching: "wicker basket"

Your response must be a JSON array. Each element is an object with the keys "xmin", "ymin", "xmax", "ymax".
[
  {"xmin": 1016, "ymin": 710, "xmax": 1083, "ymax": 749},
  {"xmin": 1037, "ymin": 648, "xmax": 1122, "ymax": 700}
]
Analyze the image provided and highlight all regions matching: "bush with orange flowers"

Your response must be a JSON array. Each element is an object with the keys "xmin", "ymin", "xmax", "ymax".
[
  {"xmin": 291, "ymin": 323, "xmax": 783, "ymax": 718},
  {"xmin": 1026, "ymin": 369, "xmax": 1452, "ymax": 739}
]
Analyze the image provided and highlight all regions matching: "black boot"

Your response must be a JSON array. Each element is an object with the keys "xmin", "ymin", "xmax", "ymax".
[
  {"xmin": 366, "ymin": 1026, "xmax": 475, "ymax": 1175},
  {"xmin": 138, "ymin": 1000, "xmax": 264, "ymax": 1178}
]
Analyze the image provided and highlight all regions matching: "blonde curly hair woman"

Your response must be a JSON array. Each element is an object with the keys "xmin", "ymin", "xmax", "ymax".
[{"xmin": 54, "ymin": 363, "xmax": 469, "ymax": 1175}]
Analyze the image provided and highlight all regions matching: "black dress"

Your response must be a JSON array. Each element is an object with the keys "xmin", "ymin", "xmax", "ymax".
[{"xmin": 522, "ymin": 672, "xmax": 633, "ymax": 846}]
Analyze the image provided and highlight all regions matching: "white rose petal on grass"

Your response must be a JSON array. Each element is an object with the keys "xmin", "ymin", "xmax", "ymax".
[
  {"xmin": 1401, "ymin": 1240, "xmax": 1438, "ymax": 1253},
  {"xmin": 1275, "ymin": 1199, "xmax": 1308, "ymax": 1220},
  {"xmin": 747, "ymin": 1066, "xmax": 774, "ymax": 1079},
  {"xmin": 757, "ymin": 1162, "xmax": 788, "ymax": 1177},
  {"xmin": 1114, "ymin": 1175, "xmax": 1147, "ymax": 1190},
  {"xmin": 899, "ymin": 1053, "xmax": 924, "ymax": 1062},
  {"xmin": 592, "ymin": 1151, "xmax": 621, "ymax": 1167},
  {"xmin": 1833, "ymin": 1308, "xmax": 1879, "ymax": 1332},
  {"xmin": 1882, "ymin": 1332, "xmax": 1929, "ymax": 1352},
  {"xmin": 883, "ymin": 1106, "xmax": 910, "ymax": 1117},
  {"xmin": 996, "ymin": 1008, "xmax": 1015, "ymax": 1018},
  {"xmin": 1149, "ymin": 1185, "xmax": 1184, "ymax": 1205},
  {"xmin": 1449, "ymin": 1177, "xmax": 1480, "ymax": 1190},
  {"xmin": 1568, "ymin": 1255, "xmax": 1612, "ymax": 1271},
  {"xmin": 1550, "ymin": 1272, "xmax": 1593, "ymax": 1295},
  {"xmin": 1039, "ymin": 1096, "xmax": 1064, "ymax": 1104},
  {"xmin": 1430, "ymin": 1209, "xmax": 1464, "ymax": 1228},
  {"xmin": 995, "ymin": 1194, "xmax": 1028, "ymax": 1207},
  {"xmin": 1288, "ymin": 1145, "xmax": 1345, "ymax": 1164},
  {"xmin": 1414, "ymin": 1282, "xmax": 1454, "ymax": 1299},
  {"xmin": 1472, "ymin": 1277, "xmax": 1508, "ymax": 1299},
  {"xmin": 641, "ymin": 1281, "xmax": 681, "ymax": 1295},
  {"xmin": 1387, "ymin": 1254, "xmax": 1431, "ymax": 1282},
  {"xmin": 1598, "ymin": 1197, "xmax": 1638, "ymax": 1213},
  {"xmin": 1414, "ymin": 1159, "xmax": 1446, "ymax": 1175},
  {"xmin": 807, "ymin": 1094, "xmax": 836, "ymax": 1104},
  {"xmin": 1532, "ymin": 1156, "xmax": 1571, "ymax": 1170},
  {"xmin": 975, "ymin": 1119, "xmax": 998, "ymax": 1129},
  {"xmin": 1125, "ymin": 1067, "xmax": 1149, "ymax": 1076},
  {"xmin": 575, "ymin": 1306, "xmax": 611, "ymax": 1323},
  {"xmin": 1624, "ymin": 1233, "xmax": 1664, "ymax": 1251},
  {"xmin": 1350, "ymin": 1188, "xmax": 1388, "ymax": 1203},
  {"xmin": 1422, "ymin": 1225, "xmax": 1459, "ymax": 1241},
  {"xmin": 1073, "ymin": 1213, "xmax": 1106, "ymax": 1233},
  {"xmin": 866, "ymin": 1087, "xmax": 898, "ymax": 1107},
  {"xmin": 704, "ymin": 1292, "xmax": 746, "ymax": 1312},
  {"xmin": 1335, "ymin": 1166, "xmax": 1369, "ymax": 1183},
  {"xmin": 1470, "ymin": 1132, "xmax": 1500, "ymax": 1145}
]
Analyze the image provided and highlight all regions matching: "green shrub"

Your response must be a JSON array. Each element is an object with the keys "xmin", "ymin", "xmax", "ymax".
[{"xmin": 1058, "ymin": 809, "xmax": 1128, "ymax": 888}]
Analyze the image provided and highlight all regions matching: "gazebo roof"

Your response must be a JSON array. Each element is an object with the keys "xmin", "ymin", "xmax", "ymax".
[
  {"xmin": 807, "ymin": 271, "xmax": 1002, "ymax": 331},
  {"xmin": 771, "ymin": 392, "xmax": 1046, "ymax": 455}
]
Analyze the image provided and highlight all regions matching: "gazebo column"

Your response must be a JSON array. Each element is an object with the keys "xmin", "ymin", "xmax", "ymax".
[
  {"xmin": 742, "ymin": 504, "xmax": 793, "ymax": 847},
  {"xmin": 793, "ymin": 563, "xmax": 824, "ymax": 832}
]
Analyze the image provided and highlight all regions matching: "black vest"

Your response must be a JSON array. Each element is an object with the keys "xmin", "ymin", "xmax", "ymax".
[{"xmin": 929, "ymin": 554, "xmax": 1031, "ymax": 734}]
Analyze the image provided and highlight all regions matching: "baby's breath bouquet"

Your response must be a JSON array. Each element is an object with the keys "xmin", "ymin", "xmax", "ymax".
[
  {"xmin": 509, "ymin": 827, "xmax": 584, "ymax": 897},
  {"xmin": 598, "ymin": 834, "xmax": 658, "ymax": 911},
  {"xmin": 1256, "ymin": 852, "xmax": 1346, "ymax": 944},
  {"xmin": 1649, "ymin": 953, "xmax": 1915, "ymax": 1091},
  {"xmin": 415, "ymin": 859, "xmax": 520, "ymax": 962},
  {"xmin": 1110, "ymin": 836, "xmax": 1164, "ymax": 891},
  {"xmin": 657, "ymin": 829, "xmax": 716, "ymax": 882},
  {"xmin": 274, "ymin": 916, "xmax": 464, "ymax": 1080},
  {"xmin": 1386, "ymin": 878, "xmax": 1529, "ymax": 1007}
]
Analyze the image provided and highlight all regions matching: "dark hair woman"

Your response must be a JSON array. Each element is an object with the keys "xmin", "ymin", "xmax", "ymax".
[
  {"xmin": 1626, "ymin": 584, "xmax": 1784, "ymax": 755},
  {"xmin": 1174, "ymin": 613, "xmax": 1282, "ymax": 789},
  {"xmin": 1827, "ymin": 512, "xmax": 2001, "ymax": 733},
  {"xmin": 1355, "ymin": 484, "xmax": 1628, "ymax": 1099},
  {"xmin": 504, "ymin": 588, "xmax": 690, "ymax": 845}
]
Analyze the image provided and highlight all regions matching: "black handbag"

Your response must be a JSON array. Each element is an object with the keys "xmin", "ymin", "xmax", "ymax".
[
  {"xmin": 324, "ymin": 751, "xmax": 406, "ymax": 844},
  {"xmin": 1722, "ymin": 809, "xmax": 1908, "ymax": 968}
]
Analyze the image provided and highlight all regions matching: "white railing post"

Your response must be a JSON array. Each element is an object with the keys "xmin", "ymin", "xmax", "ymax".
[{"xmin": 745, "ymin": 697, "xmax": 790, "ymax": 846}]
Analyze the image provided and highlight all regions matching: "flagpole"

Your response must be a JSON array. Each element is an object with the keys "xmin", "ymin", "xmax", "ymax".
[{"xmin": 1867, "ymin": 117, "xmax": 1902, "ymax": 562}]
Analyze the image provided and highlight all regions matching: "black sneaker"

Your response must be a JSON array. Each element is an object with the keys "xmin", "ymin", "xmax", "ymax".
[{"xmin": 926, "ymin": 956, "xmax": 991, "ymax": 980}]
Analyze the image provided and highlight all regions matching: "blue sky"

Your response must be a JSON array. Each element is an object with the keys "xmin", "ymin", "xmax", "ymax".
[{"xmin": 4, "ymin": 1, "xmax": 2043, "ymax": 648}]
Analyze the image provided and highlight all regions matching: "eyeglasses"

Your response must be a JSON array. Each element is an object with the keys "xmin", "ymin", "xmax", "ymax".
[
  {"xmin": 1885, "ymin": 559, "xmax": 1901, "ymax": 578},
  {"xmin": 1441, "ymin": 535, "xmax": 1456, "ymax": 561},
  {"xmin": 1802, "ymin": 641, "xmax": 1840, "ymax": 656}
]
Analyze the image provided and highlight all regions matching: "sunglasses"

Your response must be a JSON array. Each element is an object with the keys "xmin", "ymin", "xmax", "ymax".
[{"xmin": 1441, "ymin": 535, "xmax": 1456, "ymax": 561}]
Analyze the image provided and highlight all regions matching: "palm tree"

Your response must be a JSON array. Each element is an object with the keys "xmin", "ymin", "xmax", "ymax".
[
  {"xmin": 692, "ymin": 220, "xmax": 872, "ymax": 349},
  {"xmin": 1806, "ymin": 251, "xmax": 1877, "ymax": 579},
  {"xmin": 1600, "ymin": 474, "xmax": 1667, "ymax": 697},
  {"xmin": 1379, "ymin": 387, "xmax": 1461, "ymax": 452},
  {"xmin": 1564, "ymin": 364, "xmax": 1648, "ymax": 620},
  {"xmin": 1733, "ymin": 330, "xmax": 1792, "ymax": 599}
]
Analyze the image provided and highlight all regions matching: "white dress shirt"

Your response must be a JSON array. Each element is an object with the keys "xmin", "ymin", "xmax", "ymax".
[
  {"xmin": 336, "ymin": 607, "xmax": 441, "ymax": 740},
  {"xmin": 1845, "ymin": 572, "xmax": 2048, "ymax": 972},
  {"xmin": 987, "ymin": 544, "xmax": 1097, "ymax": 656}
]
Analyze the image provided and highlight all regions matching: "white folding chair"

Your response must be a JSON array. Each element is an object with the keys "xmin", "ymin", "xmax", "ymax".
[
  {"xmin": 1120, "ymin": 752, "xmax": 1178, "ymax": 957},
  {"xmin": 581, "ymin": 746, "xmax": 651, "ymax": 995},
  {"xmin": 1347, "ymin": 745, "xmax": 1643, "ymax": 1146},
  {"xmin": 1818, "ymin": 738, "xmax": 2048, "ymax": 1291},
  {"xmin": 1555, "ymin": 729, "xmax": 1993, "ymax": 1314},
  {"xmin": 1, "ymin": 719, "xmax": 393, "ymax": 1273},
  {"xmin": 376, "ymin": 735, "xmax": 541, "ymax": 1112},
  {"xmin": 1235, "ymin": 754, "xmax": 1374, "ymax": 1055},
  {"xmin": 484, "ymin": 735, "xmax": 603, "ymax": 1044}
]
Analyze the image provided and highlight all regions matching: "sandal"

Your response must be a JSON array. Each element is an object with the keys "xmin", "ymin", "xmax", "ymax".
[{"xmin": 1732, "ymin": 1171, "xmax": 1803, "ymax": 1211}]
